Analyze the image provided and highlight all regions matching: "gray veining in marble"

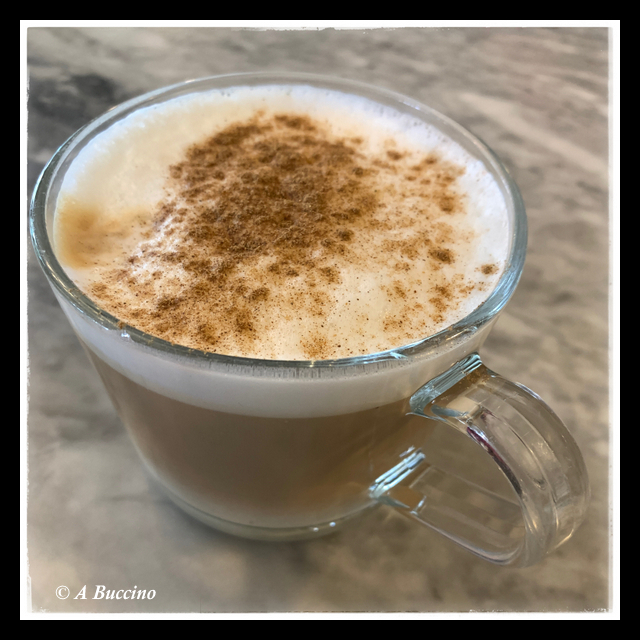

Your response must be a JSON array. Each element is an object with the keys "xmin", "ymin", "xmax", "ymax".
[{"xmin": 26, "ymin": 27, "xmax": 611, "ymax": 613}]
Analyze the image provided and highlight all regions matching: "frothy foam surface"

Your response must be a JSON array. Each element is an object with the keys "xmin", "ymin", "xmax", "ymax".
[{"xmin": 54, "ymin": 85, "xmax": 510, "ymax": 361}]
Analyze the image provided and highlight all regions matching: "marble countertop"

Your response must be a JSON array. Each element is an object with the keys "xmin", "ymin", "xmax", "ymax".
[{"xmin": 26, "ymin": 27, "xmax": 611, "ymax": 614}]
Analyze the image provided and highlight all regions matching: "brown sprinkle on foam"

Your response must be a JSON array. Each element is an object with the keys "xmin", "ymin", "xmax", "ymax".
[
  {"xmin": 481, "ymin": 263, "xmax": 498, "ymax": 275},
  {"xmin": 62, "ymin": 112, "xmax": 483, "ymax": 359}
]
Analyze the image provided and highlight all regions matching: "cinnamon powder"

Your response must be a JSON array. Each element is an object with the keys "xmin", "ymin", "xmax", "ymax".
[{"xmin": 60, "ymin": 111, "xmax": 491, "ymax": 359}]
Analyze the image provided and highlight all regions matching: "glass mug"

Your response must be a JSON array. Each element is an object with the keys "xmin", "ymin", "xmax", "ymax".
[{"xmin": 29, "ymin": 73, "xmax": 590, "ymax": 567}]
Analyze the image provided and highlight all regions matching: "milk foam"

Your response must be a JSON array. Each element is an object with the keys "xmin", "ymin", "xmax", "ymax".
[
  {"xmin": 58, "ymin": 291, "xmax": 497, "ymax": 418},
  {"xmin": 51, "ymin": 83, "xmax": 512, "ymax": 417},
  {"xmin": 54, "ymin": 85, "xmax": 510, "ymax": 362}
]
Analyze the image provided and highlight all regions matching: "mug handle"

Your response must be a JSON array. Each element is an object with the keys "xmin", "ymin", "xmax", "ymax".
[{"xmin": 369, "ymin": 354, "xmax": 590, "ymax": 567}]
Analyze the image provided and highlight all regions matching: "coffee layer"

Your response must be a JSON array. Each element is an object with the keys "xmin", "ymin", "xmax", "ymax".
[
  {"xmin": 86, "ymin": 344, "xmax": 435, "ymax": 528},
  {"xmin": 54, "ymin": 86, "xmax": 510, "ymax": 360}
]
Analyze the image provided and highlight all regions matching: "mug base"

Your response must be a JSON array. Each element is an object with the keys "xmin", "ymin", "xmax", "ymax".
[{"xmin": 158, "ymin": 482, "xmax": 375, "ymax": 541}]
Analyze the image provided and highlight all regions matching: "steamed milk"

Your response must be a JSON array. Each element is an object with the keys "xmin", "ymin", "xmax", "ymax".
[{"xmin": 50, "ymin": 85, "xmax": 511, "ymax": 531}]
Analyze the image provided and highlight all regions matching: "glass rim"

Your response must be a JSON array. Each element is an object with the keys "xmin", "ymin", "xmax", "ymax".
[{"xmin": 29, "ymin": 71, "xmax": 527, "ymax": 370}]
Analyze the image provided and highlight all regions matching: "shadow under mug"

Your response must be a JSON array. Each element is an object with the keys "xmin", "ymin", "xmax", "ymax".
[{"xmin": 29, "ymin": 72, "xmax": 590, "ymax": 567}]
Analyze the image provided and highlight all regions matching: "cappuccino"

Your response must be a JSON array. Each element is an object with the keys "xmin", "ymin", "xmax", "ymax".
[
  {"xmin": 53, "ymin": 85, "xmax": 509, "ymax": 361},
  {"xmin": 45, "ymin": 79, "xmax": 513, "ymax": 535}
]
